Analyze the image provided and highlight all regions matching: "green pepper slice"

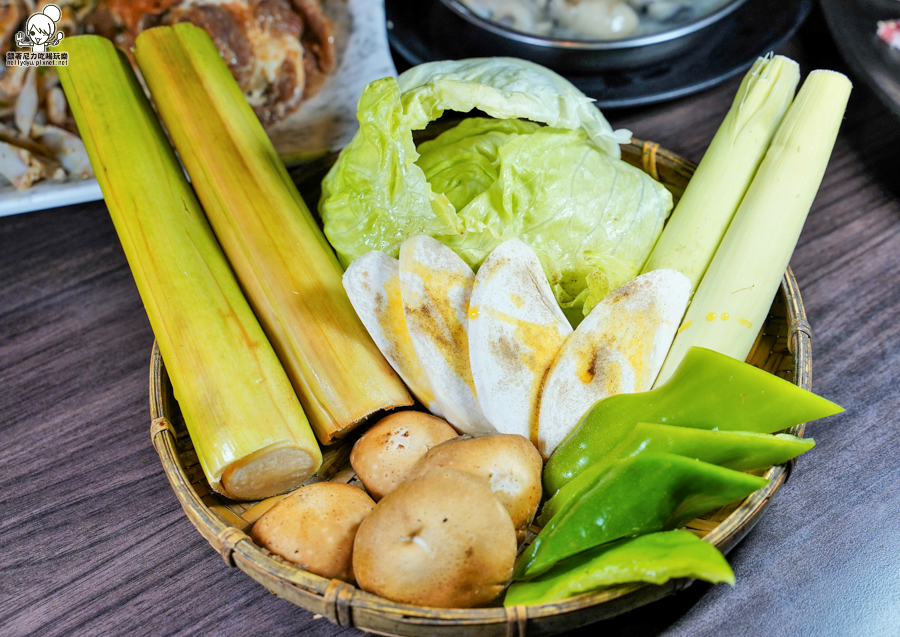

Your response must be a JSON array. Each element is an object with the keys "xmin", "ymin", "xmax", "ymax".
[
  {"xmin": 543, "ymin": 347, "xmax": 842, "ymax": 495},
  {"xmin": 504, "ymin": 530, "xmax": 734, "ymax": 606},
  {"xmin": 539, "ymin": 423, "xmax": 814, "ymax": 525},
  {"xmin": 516, "ymin": 452, "xmax": 768, "ymax": 580}
]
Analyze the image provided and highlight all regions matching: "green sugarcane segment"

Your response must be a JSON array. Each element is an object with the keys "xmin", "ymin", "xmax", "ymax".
[
  {"xmin": 505, "ymin": 530, "xmax": 734, "ymax": 606},
  {"xmin": 539, "ymin": 424, "xmax": 814, "ymax": 525},
  {"xmin": 516, "ymin": 453, "xmax": 768, "ymax": 580},
  {"xmin": 641, "ymin": 55, "xmax": 800, "ymax": 290},
  {"xmin": 655, "ymin": 70, "xmax": 852, "ymax": 386},
  {"xmin": 543, "ymin": 346, "xmax": 841, "ymax": 496},
  {"xmin": 133, "ymin": 24, "xmax": 413, "ymax": 445},
  {"xmin": 57, "ymin": 36, "xmax": 322, "ymax": 500}
]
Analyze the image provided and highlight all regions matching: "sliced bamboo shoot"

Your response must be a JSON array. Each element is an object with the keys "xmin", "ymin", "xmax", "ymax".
[
  {"xmin": 469, "ymin": 239, "xmax": 572, "ymax": 445},
  {"xmin": 538, "ymin": 270, "xmax": 691, "ymax": 458},
  {"xmin": 343, "ymin": 251, "xmax": 439, "ymax": 413},
  {"xmin": 399, "ymin": 235, "xmax": 494, "ymax": 434}
]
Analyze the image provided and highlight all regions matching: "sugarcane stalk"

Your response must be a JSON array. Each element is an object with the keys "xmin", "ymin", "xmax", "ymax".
[
  {"xmin": 133, "ymin": 24, "xmax": 413, "ymax": 444},
  {"xmin": 58, "ymin": 35, "xmax": 322, "ymax": 500}
]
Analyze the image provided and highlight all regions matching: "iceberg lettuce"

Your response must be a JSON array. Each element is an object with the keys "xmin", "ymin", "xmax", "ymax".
[
  {"xmin": 414, "ymin": 117, "xmax": 541, "ymax": 211},
  {"xmin": 319, "ymin": 59, "xmax": 672, "ymax": 324},
  {"xmin": 396, "ymin": 58, "xmax": 631, "ymax": 159}
]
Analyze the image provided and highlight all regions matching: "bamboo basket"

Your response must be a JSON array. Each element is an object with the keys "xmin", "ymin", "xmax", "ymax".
[{"xmin": 149, "ymin": 139, "xmax": 814, "ymax": 636}]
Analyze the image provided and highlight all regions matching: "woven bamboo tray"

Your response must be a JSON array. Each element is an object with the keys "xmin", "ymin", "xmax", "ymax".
[{"xmin": 149, "ymin": 139, "xmax": 814, "ymax": 636}]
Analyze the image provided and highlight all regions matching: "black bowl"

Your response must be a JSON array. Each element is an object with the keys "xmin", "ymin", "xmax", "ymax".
[
  {"xmin": 820, "ymin": 0, "xmax": 900, "ymax": 120},
  {"xmin": 432, "ymin": 0, "xmax": 750, "ymax": 73}
]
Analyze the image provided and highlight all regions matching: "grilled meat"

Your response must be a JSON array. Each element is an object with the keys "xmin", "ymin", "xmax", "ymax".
[{"xmin": 85, "ymin": 0, "xmax": 336, "ymax": 126}]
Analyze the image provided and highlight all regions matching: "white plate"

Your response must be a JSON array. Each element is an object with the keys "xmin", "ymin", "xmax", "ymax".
[
  {"xmin": 0, "ymin": 0, "xmax": 396, "ymax": 217},
  {"xmin": 0, "ymin": 178, "xmax": 102, "ymax": 217}
]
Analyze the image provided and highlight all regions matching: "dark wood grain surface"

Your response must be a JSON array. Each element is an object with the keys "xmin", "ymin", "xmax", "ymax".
[{"xmin": 2, "ymin": 12, "xmax": 899, "ymax": 637}]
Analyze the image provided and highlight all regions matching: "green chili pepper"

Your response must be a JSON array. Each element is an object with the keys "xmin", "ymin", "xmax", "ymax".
[
  {"xmin": 515, "ymin": 452, "xmax": 768, "ymax": 580},
  {"xmin": 504, "ymin": 530, "xmax": 734, "ymax": 606},
  {"xmin": 543, "ymin": 347, "xmax": 842, "ymax": 495},
  {"xmin": 538, "ymin": 423, "xmax": 814, "ymax": 525}
]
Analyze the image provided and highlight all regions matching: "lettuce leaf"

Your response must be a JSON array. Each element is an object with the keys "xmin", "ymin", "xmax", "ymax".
[
  {"xmin": 397, "ymin": 58, "xmax": 631, "ymax": 159},
  {"xmin": 426, "ymin": 123, "xmax": 672, "ymax": 324},
  {"xmin": 319, "ymin": 77, "xmax": 459, "ymax": 267},
  {"xmin": 415, "ymin": 117, "xmax": 541, "ymax": 211},
  {"xmin": 320, "ymin": 60, "xmax": 671, "ymax": 323}
]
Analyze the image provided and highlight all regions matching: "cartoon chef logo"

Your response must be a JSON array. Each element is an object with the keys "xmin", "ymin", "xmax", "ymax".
[
  {"xmin": 7, "ymin": 4, "xmax": 68, "ymax": 67},
  {"xmin": 15, "ymin": 4, "xmax": 65, "ymax": 52}
]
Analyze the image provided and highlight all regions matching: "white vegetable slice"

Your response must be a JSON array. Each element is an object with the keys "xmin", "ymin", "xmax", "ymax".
[
  {"xmin": 399, "ymin": 235, "xmax": 494, "ymax": 433},
  {"xmin": 32, "ymin": 124, "xmax": 94, "ymax": 180},
  {"xmin": 14, "ymin": 67, "xmax": 37, "ymax": 137},
  {"xmin": 0, "ymin": 140, "xmax": 63, "ymax": 189},
  {"xmin": 469, "ymin": 239, "xmax": 572, "ymax": 445},
  {"xmin": 0, "ymin": 65, "xmax": 27, "ymax": 99},
  {"xmin": 537, "ymin": 269, "xmax": 691, "ymax": 457},
  {"xmin": 46, "ymin": 87, "xmax": 69, "ymax": 127},
  {"xmin": 0, "ymin": 140, "xmax": 43, "ymax": 189},
  {"xmin": 342, "ymin": 251, "xmax": 439, "ymax": 414}
]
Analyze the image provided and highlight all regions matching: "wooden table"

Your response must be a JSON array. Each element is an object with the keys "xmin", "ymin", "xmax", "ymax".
[{"xmin": 2, "ymin": 13, "xmax": 899, "ymax": 637}]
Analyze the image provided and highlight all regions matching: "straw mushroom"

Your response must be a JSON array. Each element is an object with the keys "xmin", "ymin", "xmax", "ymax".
[
  {"xmin": 407, "ymin": 434, "xmax": 543, "ymax": 541},
  {"xmin": 251, "ymin": 482, "xmax": 375, "ymax": 584},
  {"xmin": 353, "ymin": 468, "xmax": 516, "ymax": 608},
  {"xmin": 350, "ymin": 410, "xmax": 458, "ymax": 500}
]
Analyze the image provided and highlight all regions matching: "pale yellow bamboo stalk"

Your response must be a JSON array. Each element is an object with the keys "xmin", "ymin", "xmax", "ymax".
[
  {"xmin": 57, "ymin": 35, "xmax": 322, "ymax": 499},
  {"xmin": 134, "ymin": 24, "xmax": 413, "ymax": 444},
  {"xmin": 642, "ymin": 55, "xmax": 800, "ymax": 289},
  {"xmin": 655, "ymin": 70, "xmax": 852, "ymax": 386}
]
